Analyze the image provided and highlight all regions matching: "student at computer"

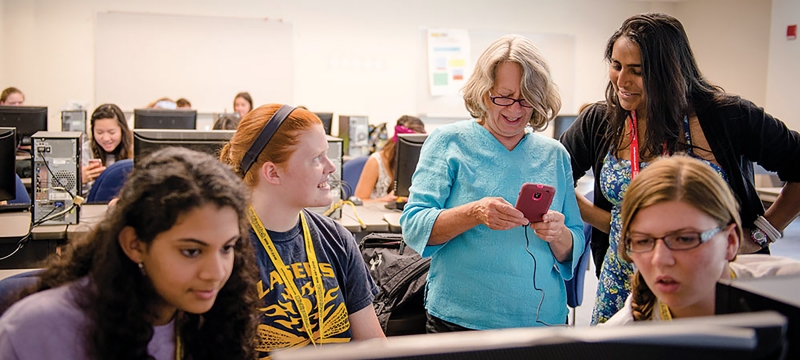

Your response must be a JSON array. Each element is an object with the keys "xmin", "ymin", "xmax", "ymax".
[
  {"xmin": 212, "ymin": 114, "xmax": 240, "ymax": 130},
  {"xmin": 0, "ymin": 147, "xmax": 259, "ymax": 359},
  {"xmin": 176, "ymin": 98, "xmax": 192, "ymax": 109},
  {"xmin": 233, "ymin": 92, "xmax": 253, "ymax": 120},
  {"xmin": 0, "ymin": 87, "xmax": 24, "ymax": 106},
  {"xmin": 81, "ymin": 103, "xmax": 133, "ymax": 186},
  {"xmin": 605, "ymin": 156, "xmax": 800, "ymax": 325},
  {"xmin": 354, "ymin": 115, "xmax": 425, "ymax": 203},
  {"xmin": 220, "ymin": 104, "xmax": 384, "ymax": 357}
]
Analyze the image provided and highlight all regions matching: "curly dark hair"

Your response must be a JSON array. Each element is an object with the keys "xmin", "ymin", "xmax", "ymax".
[
  {"xmin": 12, "ymin": 147, "xmax": 258, "ymax": 359},
  {"xmin": 90, "ymin": 103, "xmax": 134, "ymax": 166},
  {"xmin": 603, "ymin": 13, "xmax": 729, "ymax": 159}
]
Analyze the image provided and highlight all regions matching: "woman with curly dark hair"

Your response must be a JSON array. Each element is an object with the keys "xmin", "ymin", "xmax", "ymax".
[{"xmin": 0, "ymin": 147, "xmax": 259, "ymax": 360}]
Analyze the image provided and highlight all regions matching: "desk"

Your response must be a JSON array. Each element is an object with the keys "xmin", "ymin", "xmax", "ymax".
[
  {"xmin": 384, "ymin": 212, "xmax": 402, "ymax": 233},
  {"xmin": 757, "ymin": 187, "xmax": 782, "ymax": 205},
  {"xmin": 335, "ymin": 202, "xmax": 398, "ymax": 234}
]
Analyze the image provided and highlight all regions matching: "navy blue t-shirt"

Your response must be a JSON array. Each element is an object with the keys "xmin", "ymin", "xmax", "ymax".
[{"xmin": 249, "ymin": 209, "xmax": 378, "ymax": 358}]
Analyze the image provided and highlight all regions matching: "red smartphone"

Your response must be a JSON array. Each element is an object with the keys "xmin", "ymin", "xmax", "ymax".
[{"xmin": 514, "ymin": 183, "xmax": 555, "ymax": 223}]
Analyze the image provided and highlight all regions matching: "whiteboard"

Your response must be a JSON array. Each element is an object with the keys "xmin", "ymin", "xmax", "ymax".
[
  {"xmin": 95, "ymin": 12, "xmax": 293, "ymax": 113},
  {"xmin": 416, "ymin": 29, "xmax": 575, "ymax": 119}
]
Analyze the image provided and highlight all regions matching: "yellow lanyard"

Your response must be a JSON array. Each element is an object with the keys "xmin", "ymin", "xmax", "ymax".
[
  {"xmin": 175, "ymin": 324, "xmax": 183, "ymax": 360},
  {"xmin": 657, "ymin": 268, "xmax": 737, "ymax": 321},
  {"xmin": 248, "ymin": 206, "xmax": 326, "ymax": 345}
]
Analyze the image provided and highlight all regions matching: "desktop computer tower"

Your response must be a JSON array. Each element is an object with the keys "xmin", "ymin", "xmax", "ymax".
[
  {"xmin": 31, "ymin": 131, "xmax": 82, "ymax": 225},
  {"xmin": 61, "ymin": 110, "xmax": 87, "ymax": 135},
  {"xmin": 308, "ymin": 136, "xmax": 342, "ymax": 219},
  {"xmin": 338, "ymin": 115, "xmax": 370, "ymax": 157}
]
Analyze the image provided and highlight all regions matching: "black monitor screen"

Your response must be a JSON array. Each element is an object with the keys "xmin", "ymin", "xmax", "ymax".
[
  {"xmin": 314, "ymin": 112, "xmax": 334, "ymax": 135},
  {"xmin": 393, "ymin": 133, "xmax": 428, "ymax": 198},
  {"xmin": 133, "ymin": 109, "xmax": 197, "ymax": 129},
  {"xmin": 553, "ymin": 115, "xmax": 577, "ymax": 139},
  {"xmin": 133, "ymin": 129, "xmax": 234, "ymax": 163},
  {"xmin": 0, "ymin": 106, "xmax": 48, "ymax": 147},
  {"xmin": 0, "ymin": 128, "xmax": 16, "ymax": 201}
]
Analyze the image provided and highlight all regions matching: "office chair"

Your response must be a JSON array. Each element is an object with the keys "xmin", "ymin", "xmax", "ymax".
[
  {"xmin": 8, "ymin": 174, "xmax": 31, "ymax": 204},
  {"xmin": 565, "ymin": 190, "xmax": 593, "ymax": 326},
  {"xmin": 341, "ymin": 155, "xmax": 369, "ymax": 199},
  {"xmin": 86, "ymin": 159, "xmax": 134, "ymax": 203},
  {"xmin": 0, "ymin": 269, "xmax": 42, "ymax": 314}
]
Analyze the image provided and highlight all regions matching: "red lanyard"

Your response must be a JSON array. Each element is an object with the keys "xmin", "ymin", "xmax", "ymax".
[
  {"xmin": 629, "ymin": 110, "xmax": 669, "ymax": 180},
  {"xmin": 629, "ymin": 110, "xmax": 641, "ymax": 179}
]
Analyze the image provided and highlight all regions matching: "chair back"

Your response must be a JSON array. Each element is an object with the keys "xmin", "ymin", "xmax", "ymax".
[
  {"xmin": 8, "ymin": 174, "xmax": 30, "ymax": 204},
  {"xmin": 341, "ymin": 155, "xmax": 369, "ymax": 199},
  {"xmin": 87, "ymin": 159, "xmax": 134, "ymax": 203}
]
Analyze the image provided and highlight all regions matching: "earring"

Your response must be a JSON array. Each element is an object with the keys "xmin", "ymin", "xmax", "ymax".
[{"xmin": 138, "ymin": 262, "xmax": 146, "ymax": 276}]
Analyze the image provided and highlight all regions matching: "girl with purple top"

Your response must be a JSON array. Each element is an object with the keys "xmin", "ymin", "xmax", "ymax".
[{"xmin": 0, "ymin": 147, "xmax": 259, "ymax": 360}]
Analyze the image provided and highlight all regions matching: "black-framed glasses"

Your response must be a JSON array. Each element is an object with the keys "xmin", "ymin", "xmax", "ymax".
[
  {"xmin": 625, "ymin": 227, "xmax": 723, "ymax": 253},
  {"xmin": 489, "ymin": 91, "xmax": 533, "ymax": 108}
]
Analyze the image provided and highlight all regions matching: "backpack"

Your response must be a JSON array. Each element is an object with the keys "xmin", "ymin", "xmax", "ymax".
[{"xmin": 359, "ymin": 232, "xmax": 430, "ymax": 336}]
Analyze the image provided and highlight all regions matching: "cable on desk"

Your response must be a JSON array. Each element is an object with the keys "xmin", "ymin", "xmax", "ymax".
[{"xmin": 323, "ymin": 200, "xmax": 366, "ymax": 230}]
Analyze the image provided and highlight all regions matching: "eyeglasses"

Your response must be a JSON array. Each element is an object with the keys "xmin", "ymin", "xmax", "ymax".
[
  {"xmin": 625, "ymin": 227, "xmax": 723, "ymax": 253},
  {"xmin": 489, "ymin": 91, "xmax": 533, "ymax": 108}
]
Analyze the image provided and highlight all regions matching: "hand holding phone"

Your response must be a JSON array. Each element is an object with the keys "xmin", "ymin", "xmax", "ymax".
[
  {"xmin": 88, "ymin": 159, "xmax": 102, "ymax": 168},
  {"xmin": 514, "ymin": 183, "xmax": 555, "ymax": 224}
]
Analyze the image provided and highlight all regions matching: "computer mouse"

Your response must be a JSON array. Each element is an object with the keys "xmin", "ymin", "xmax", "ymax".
[{"xmin": 348, "ymin": 196, "xmax": 363, "ymax": 206}]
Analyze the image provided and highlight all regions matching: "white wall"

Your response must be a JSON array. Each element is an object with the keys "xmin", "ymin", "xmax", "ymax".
[
  {"xmin": 0, "ymin": 0, "xmax": 791, "ymax": 133},
  {"xmin": 766, "ymin": 0, "xmax": 799, "ymax": 130}
]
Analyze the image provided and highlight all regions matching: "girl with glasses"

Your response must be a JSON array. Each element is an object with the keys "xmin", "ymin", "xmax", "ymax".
[{"xmin": 605, "ymin": 155, "xmax": 800, "ymax": 325}]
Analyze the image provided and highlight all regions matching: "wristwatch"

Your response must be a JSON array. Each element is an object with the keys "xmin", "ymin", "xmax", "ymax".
[{"xmin": 750, "ymin": 227, "xmax": 770, "ymax": 247}]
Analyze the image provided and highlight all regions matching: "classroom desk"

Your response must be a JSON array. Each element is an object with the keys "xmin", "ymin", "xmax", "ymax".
[
  {"xmin": 0, "ymin": 202, "xmax": 400, "ymax": 268},
  {"xmin": 384, "ymin": 212, "xmax": 402, "ymax": 233}
]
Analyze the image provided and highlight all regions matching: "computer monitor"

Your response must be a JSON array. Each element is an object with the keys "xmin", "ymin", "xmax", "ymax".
[
  {"xmin": 273, "ymin": 311, "xmax": 788, "ymax": 360},
  {"xmin": 552, "ymin": 114, "xmax": 577, "ymax": 139},
  {"xmin": 133, "ymin": 129, "xmax": 234, "ymax": 162},
  {"xmin": 0, "ymin": 106, "xmax": 48, "ymax": 147},
  {"xmin": 393, "ymin": 133, "xmax": 428, "ymax": 198},
  {"xmin": 717, "ymin": 275, "xmax": 800, "ymax": 358},
  {"xmin": 0, "ymin": 127, "xmax": 16, "ymax": 201},
  {"xmin": 313, "ymin": 112, "xmax": 334, "ymax": 135},
  {"xmin": 133, "ymin": 109, "xmax": 197, "ymax": 129}
]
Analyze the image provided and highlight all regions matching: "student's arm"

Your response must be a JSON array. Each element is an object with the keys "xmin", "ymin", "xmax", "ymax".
[
  {"xmin": 353, "ymin": 157, "xmax": 379, "ymax": 199},
  {"xmin": 348, "ymin": 305, "xmax": 386, "ymax": 340}
]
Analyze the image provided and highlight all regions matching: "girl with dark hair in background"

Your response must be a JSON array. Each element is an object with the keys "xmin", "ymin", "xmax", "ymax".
[
  {"xmin": 82, "ymin": 103, "xmax": 134, "ymax": 185},
  {"xmin": 560, "ymin": 12, "xmax": 800, "ymax": 324},
  {"xmin": 0, "ymin": 147, "xmax": 260, "ymax": 359},
  {"xmin": 233, "ymin": 92, "xmax": 253, "ymax": 120}
]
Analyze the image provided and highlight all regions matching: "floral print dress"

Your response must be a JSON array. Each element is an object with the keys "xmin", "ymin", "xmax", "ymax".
[{"xmin": 591, "ymin": 116, "xmax": 727, "ymax": 325}]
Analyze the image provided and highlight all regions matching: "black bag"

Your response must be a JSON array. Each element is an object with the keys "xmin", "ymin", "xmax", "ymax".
[{"xmin": 359, "ymin": 232, "xmax": 430, "ymax": 336}]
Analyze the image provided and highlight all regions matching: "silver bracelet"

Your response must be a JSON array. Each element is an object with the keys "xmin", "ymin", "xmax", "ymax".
[{"xmin": 754, "ymin": 215, "xmax": 782, "ymax": 241}]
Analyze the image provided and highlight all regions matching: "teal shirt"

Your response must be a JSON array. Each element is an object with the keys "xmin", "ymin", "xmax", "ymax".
[{"xmin": 399, "ymin": 120, "xmax": 585, "ymax": 329}]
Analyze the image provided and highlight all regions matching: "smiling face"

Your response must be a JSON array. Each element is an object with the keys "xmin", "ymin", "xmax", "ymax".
[
  {"xmin": 628, "ymin": 200, "xmax": 737, "ymax": 318},
  {"xmin": 133, "ymin": 204, "xmax": 240, "ymax": 325},
  {"xmin": 483, "ymin": 61, "xmax": 534, "ymax": 150},
  {"xmin": 234, "ymin": 97, "xmax": 251, "ymax": 119},
  {"xmin": 610, "ymin": 36, "xmax": 646, "ymax": 115},
  {"xmin": 276, "ymin": 125, "xmax": 336, "ymax": 209},
  {"xmin": 93, "ymin": 118, "xmax": 123, "ymax": 153}
]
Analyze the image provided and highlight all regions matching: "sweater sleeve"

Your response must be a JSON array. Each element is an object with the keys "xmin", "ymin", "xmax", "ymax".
[
  {"xmin": 730, "ymin": 98, "xmax": 800, "ymax": 182},
  {"xmin": 399, "ymin": 127, "xmax": 452, "ymax": 258}
]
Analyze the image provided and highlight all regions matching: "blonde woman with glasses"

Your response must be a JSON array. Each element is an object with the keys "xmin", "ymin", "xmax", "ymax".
[{"xmin": 605, "ymin": 155, "xmax": 800, "ymax": 325}]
